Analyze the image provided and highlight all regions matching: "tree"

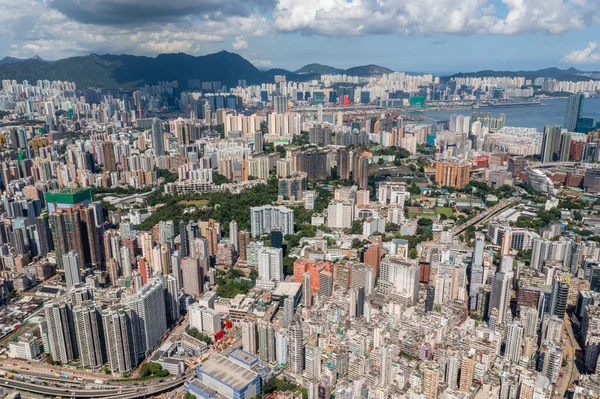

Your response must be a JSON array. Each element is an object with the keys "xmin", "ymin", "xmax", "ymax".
[
  {"xmin": 139, "ymin": 362, "xmax": 170, "ymax": 378},
  {"xmin": 283, "ymin": 256, "xmax": 296, "ymax": 276},
  {"xmin": 213, "ymin": 173, "xmax": 231, "ymax": 186},
  {"xmin": 186, "ymin": 327, "xmax": 212, "ymax": 345},
  {"xmin": 284, "ymin": 234, "xmax": 301, "ymax": 249},
  {"xmin": 184, "ymin": 394, "xmax": 196, "ymax": 399},
  {"xmin": 156, "ymin": 168, "xmax": 177, "ymax": 183},
  {"xmin": 395, "ymin": 148, "xmax": 411, "ymax": 159},
  {"xmin": 417, "ymin": 218, "xmax": 433, "ymax": 227},
  {"xmin": 408, "ymin": 248, "xmax": 419, "ymax": 259},
  {"xmin": 292, "ymin": 132, "xmax": 310, "ymax": 146},
  {"xmin": 249, "ymin": 269, "xmax": 258, "ymax": 281},
  {"xmin": 260, "ymin": 121, "xmax": 268, "ymax": 134}
]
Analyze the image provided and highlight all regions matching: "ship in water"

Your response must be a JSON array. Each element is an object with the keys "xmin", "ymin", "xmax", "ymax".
[{"xmin": 473, "ymin": 99, "xmax": 543, "ymax": 109}]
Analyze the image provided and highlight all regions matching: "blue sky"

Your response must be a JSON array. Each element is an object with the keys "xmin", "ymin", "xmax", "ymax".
[{"xmin": 1, "ymin": 0, "xmax": 600, "ymax": 73}]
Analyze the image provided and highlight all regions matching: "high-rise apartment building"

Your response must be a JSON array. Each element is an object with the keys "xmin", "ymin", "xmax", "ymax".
[
  {"xmin": 63, "ymin": 251, "xmax": 81, "ymax": 288},
  {"xmin": 288, "ymin": 321, "xmax": 304, "ymax": 375},
  {"xmin": 488, "ymin": 257, "xmax": 514, "ymax": 325},
  {"xmin": 250, "ymin": 205, "xmax": 294, "ymax": 237},
  {"xmin": 240, "ymin": 319, "xmax": 258, "ymax": 355},
  {"xmin": 564, "ymin": 93, "xmax": 583, "ymax": 131},
  {"xmin": 124, "ymin": 278, "xmax": 167, "ymax": 360},
  {"xmin": 423, "ymin": 367, "xmax": 439, "ymax": 399},
  {"xmin": 229, "ymin": 220, "xmax": 239, "ymax": 252},
  {"xmin": 504, "ymin": 321, "xmax": 524, "ymax": 363},
  {"xmin": 102, "ymin": 141, "xmax": 116, "ymax": 172},
  {"xmin": 152, "ymin": 118, "xmax": 164, "ymax": 156},
  {"xmin": 302, "ymin": 272, "xmax": 312, "ymax": 308},
  {"xmin": 540, "ymin": 126, "xmax": 562, "ymax": 163},
  {"xmin": 435, "ymin": 160, "xmax": 471, "ymax": 188},
  {"xmin": 273, "ymin": 96, "xmax": 288, "ymax": 114},
  {"xmin": 181, "ymin": 257, "xmax": 204, "ymax": 297},
  {"xmin": 102, "ymin": 306, "xmax": 134, "ymax": 375},
  {"xmin": 377, "ymin": 257, "xmax": 420, "ymax": 305},
  {"xmin": 304, "ymin": 345, "xmax": 322, "ymax": 379},
  {"xmin": 73, "ymin": 301, "xmax": 105, "ymax": 369},
  {"xmin": 459, "ymin": 356, "xmax": 474, "ymax": 392},
  {"xmin": 257, "ymin": 321, "xmax": 275, "ymax": 363},
  {"xmin": 256, "ymin": 247, "xmax": 283, "ymax": 290},
  {"xmin": 44, "ymin": 300, "xmax": 77, "ymax": 364}
]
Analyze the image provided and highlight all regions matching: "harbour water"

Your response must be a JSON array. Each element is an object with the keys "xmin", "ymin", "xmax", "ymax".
[{"xmin": 409, "ymin": 97, "xmax": 600, "ymax": 132}]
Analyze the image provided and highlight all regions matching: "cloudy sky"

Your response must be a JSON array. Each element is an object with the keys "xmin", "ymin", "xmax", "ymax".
[{"xmin": 1, "ymin": 0, "xmax": 600, "ymax": 73}]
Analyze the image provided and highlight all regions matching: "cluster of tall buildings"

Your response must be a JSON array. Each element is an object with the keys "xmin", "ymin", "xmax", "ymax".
[{"xmin": 44, "ymin": 278, "xmax": 168, "ymax": 374}]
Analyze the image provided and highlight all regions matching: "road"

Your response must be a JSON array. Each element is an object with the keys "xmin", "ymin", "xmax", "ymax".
[
  {"xmin": 554, "ymin": 315, "xmax": 581, "ymax": 398},
  {"xmin": 0, "ymin": 370, "xmax": 195, "ymax": 398},
  {"xmin": 453, "ymin": 196, "xmax": 520, "ymax": 236}
]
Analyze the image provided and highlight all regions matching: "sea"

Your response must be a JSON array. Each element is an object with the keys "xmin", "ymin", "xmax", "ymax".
[
  {"xmin": 408, "ymin": 97, "xmax": 600, "ymax": 132},
  {"xmin": 322, "ymin": 97, "xmax": 600, "ymax": 132}
]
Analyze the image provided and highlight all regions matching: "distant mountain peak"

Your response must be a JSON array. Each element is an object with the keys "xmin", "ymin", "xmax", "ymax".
[{"xmin": 344, "ymin": 64, "xmax": 394, "ymax": 76}]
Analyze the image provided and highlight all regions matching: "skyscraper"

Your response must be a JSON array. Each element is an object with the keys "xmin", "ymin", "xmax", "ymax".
[
  {"xmin": 240, "ymin": 319, "xmax": 258, "ymax": 355},
  {"xmin": 49, "ymin": 205, "xmax": 103, "ymax": 269},
  {"xmin": 63, "ymin": 251, "xmax": 81, "ymax": 288},
  {"xmin": 238, "ymin": 230, "xmax": 250, "ymax": 261},
  {"xmin": 563, "ymin": 93, "xmax": 583, "ymax": 131},
  {"xmin": 540, "ymin": 126, "xmax": 562, "ymax": 163},
  {"xmin": 164, "ymin": 275, "xmax": 181, "ymax": 325},
  {"xmin": 35, "ymin": 214, "xmax": 53, "ymax": 257},
  {"xmin": 229, "ymin": 220, "xmax": 239, "ymax": 252},
  {"xmin": 273, "ymin": 96, "xmax": 288, "ymax": 114},
  {"xmin": 256, "ymin": 247, "xmax": 283, "ymax": 290},
  {"xmin": 488, "ymin": 257, "xmax": 514, "ymax": 325},
  {"xmin": 284, "ymin": 296, "xmax": 295, "ymax": 327},
  {"xmin": 151, "ymin": 118, "xmax": 164, "ymax": 156},
  {"xmin": 459, "ymin": 356, "xmax": 474, "ymax": 392},
  {"xmin": 380, "ymin": 345, "xmax": 395, "ymax": 386},
  {"xmin": 254, "ymin": 131, "xmax": 264, "ymax": 153},
  {"xmin": 102, "ymin": 141, "xmax": 116, "ymax": 172},
  {"xmin": 102, "ymin": 306, "xmax": 134, "ymax": 375},
  {"xmin": 250, "ymin": 205, "xmax": 294, "ymax": 237},
  {"xmin": 124, "ymin": 278, "xmax": 167, "ymax": 360},
  {"xmin": 302, "ymin": 272, "xmax": 312, "ymax": 308},
  {"xmin": 337, "ymin": 148, "xmax": 350, "ymax": 180},
  {"xmin": 73, "ymin": 301, "xmax": 105, "ymax": 370},
  {"xmin": 377, "ymin": 257, "xmax": 420, "ymax": 305},
  {"xmin": 44, "ymin": 300, "xmax": 77, "ymax": 364},
  {"xmin": 352, "ymin": 152, "xmax": 369, "ymax": 190},
  {"xmin": 423, "ymin": 367, "xmax": 439, "ymax": 399},
  {"xmin": 550, "ymin": 274, "xmax": 569, "ymax": 319},
  {"xmin": 505, "ymin": 321, "xmax": 524, "ymax": 363},
  {"xmin": 181, "ymin": 257, "xmax": 204, "ymax": 297},
  {"xmin": 304, "ymin": 345, "xmax": 322, "ymax": 379},
  {"xmin": 435, "ymin": 160, "xmax": 471, "ymax": 188},
  {"xmin": 257, "ymin": 321, "xmax": 275, "ymax": 362},
  {"xmin": 289, "ymin": 321, "xmax": 304, "ymax": 375}
]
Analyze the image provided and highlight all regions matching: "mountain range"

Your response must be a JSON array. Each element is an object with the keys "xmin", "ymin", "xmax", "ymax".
[
  {"xmin": 0, "ymin": 52, "xmax": 397, "ymax": 91},
  {"xmin": 0, "ymin": 55, "xmax": 46, "ymax": 65},
  {"xmin": 0, "ymin": 51, "xmax": 597, "ymax": 91},
  {"xmin": 446, "ymin": 67, "xmax": 600, "ymax": 83}
]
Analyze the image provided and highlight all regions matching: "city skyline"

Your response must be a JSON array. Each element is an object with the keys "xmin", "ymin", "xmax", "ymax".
[{"xmin": 0, "ymin": 0, "xmax": 600, "ymax": 73}]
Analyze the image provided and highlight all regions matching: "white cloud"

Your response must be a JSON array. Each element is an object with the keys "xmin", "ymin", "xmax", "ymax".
[
  {"xmin": 561, "ymin": 42, "xmax": 600, "ymax": 64},
  {"xmin": 232, "ymin": 37, "xmax": 249, "ymax": 50},
  {"xmin": 1, "ymin": 0, "xmax": 600, "ymax": 60},
  {"xmin": 0, "ymin": 0, "xmax": 266, "ymax": 59},
  {"xmin": 251, "ymin": 59, "xmax": 273, "ymax": 67},
  {"xmin": 273, "ymin": 0, "xmax": 596, "ymax": 36}
]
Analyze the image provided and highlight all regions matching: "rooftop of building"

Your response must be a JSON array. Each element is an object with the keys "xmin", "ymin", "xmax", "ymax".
[
  {"xmin": 272, "ymin": 282, "xmax": 301, "ymax": 298},
  {"xmin": 197, "ymin": 354, "xmax": 259, "ymax": 390}
]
